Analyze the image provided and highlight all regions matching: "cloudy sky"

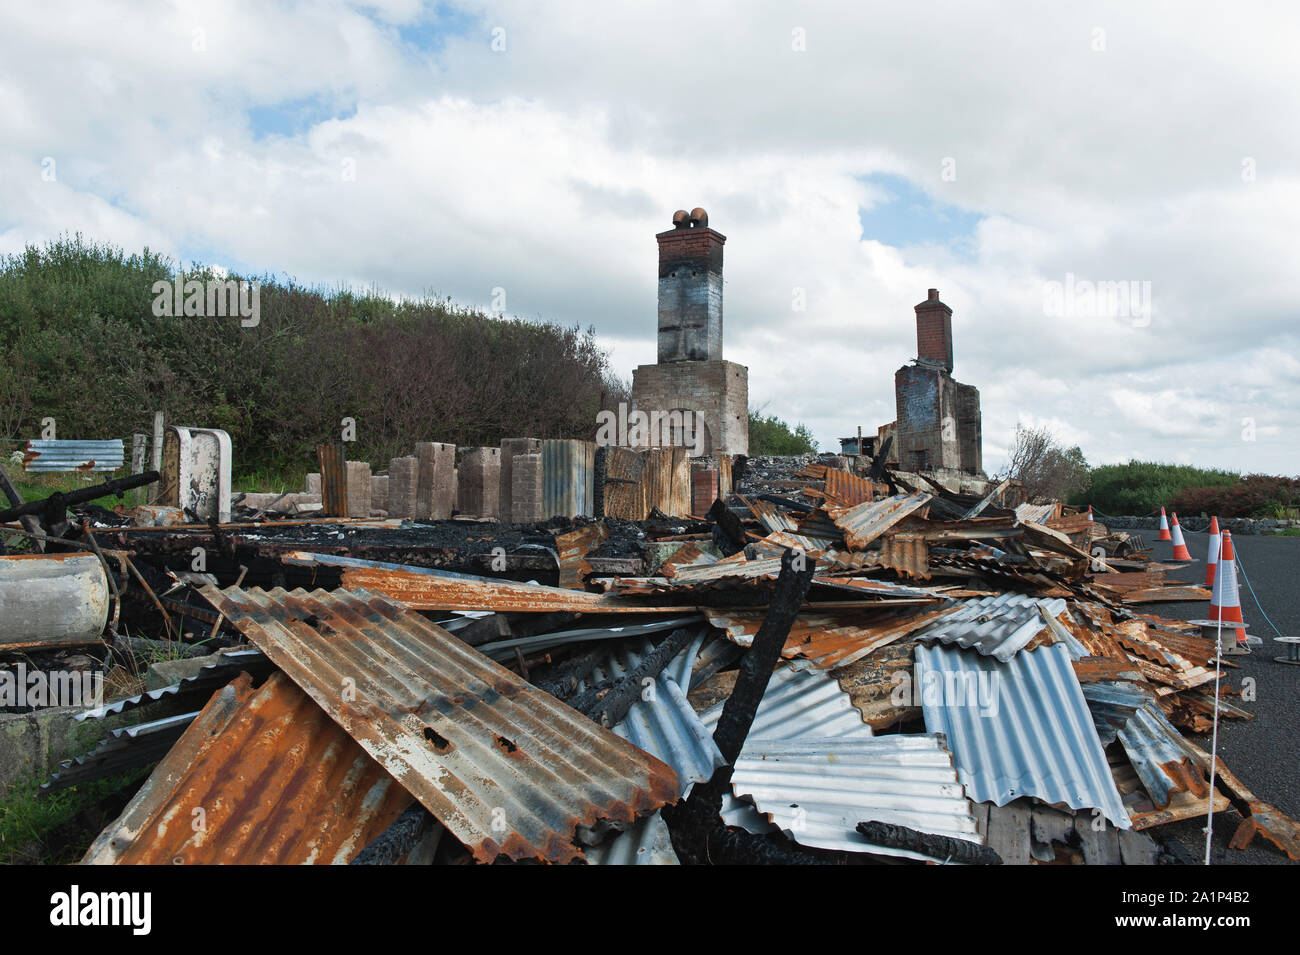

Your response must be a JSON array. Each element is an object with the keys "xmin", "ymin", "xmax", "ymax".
[{"xmin": 3, "ymin": 1, "xmax": 1297, "ymax": 474}]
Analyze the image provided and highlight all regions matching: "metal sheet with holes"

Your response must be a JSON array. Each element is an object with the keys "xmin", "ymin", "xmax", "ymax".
[{"xmin": 201, "ymin": 585, "xmax": 679, "ymax": 863}]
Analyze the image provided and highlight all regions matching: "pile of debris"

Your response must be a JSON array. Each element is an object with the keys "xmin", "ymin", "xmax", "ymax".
[{"xmin": 5, "ymin": 457, "xmax": 1297, "ymax": 865}]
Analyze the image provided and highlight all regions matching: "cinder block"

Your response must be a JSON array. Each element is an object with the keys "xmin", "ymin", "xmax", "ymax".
[
  {"xmin": 345, "ymin": 461, "xmax": 371, "ymax": 519},
  {"xmin": 458, "ymin": 447, "xmax": 501, "ymax": 519},
  {"xmin": 371, "ymin": 475, "xmax": 389, "ymax": 514},
  {"xmin": 388, "ymin": 456, "xmax": 418, "ymax": 519},
  {"xmin": 416, "ymin": 442, "xmax": 455, "ymax": 520},
  {"xmin": 511, "ymin": 453, "xmax": 543, "ymax": 523},
  {"xmin": 305, "ymin": 472, "xmax": 321, "ymax": 495},
  {"xmin": 500, "ymin": 438, "xmax": 542, "ymax": 524}
]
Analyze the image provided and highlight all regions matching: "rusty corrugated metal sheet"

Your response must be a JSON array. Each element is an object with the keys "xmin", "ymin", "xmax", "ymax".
[
  {"xmin": 284, "ymin": 550, "xmax": 694, "ymax": 613},
  {"xmin": 644, "ymin": 447, "xmax": 690, "ymax": 518},
  {"xmin": 316, "ymin": 443, "xmax": 348, "ymax": 518},
  {"xmin": 202, "ymin": 585, "xmax": 679, "ymax": 863},
  {"xmin": 601, "ymin": 447, "xmax": 648, "ymax": 520},
  {"xmin": 83, "ymin": 671, "xmax": 412, "ymax": 864},
  {"xmin": 873, "ymin": 534, "xmax": 930, "ymax": 579},
  {"xmin": 828, "ymin": 492, "xmax": 932, "ymax": 549},
  {"xmin": 823, "ymin": 469, "xmax": 874, "ymax": 507},
  {"xmin": 554, "ymin": 523, "xmax": 609, "ymax": 590},
  {"xmin": 705, "ymin": 604, "xmax": 958, "ymax": 669},
  {"xmin": 718, "ymin": 453, "xmax": 732, "ymax": 498}
]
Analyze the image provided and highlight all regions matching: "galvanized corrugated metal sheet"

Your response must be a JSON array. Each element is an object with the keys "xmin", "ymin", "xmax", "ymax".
[
  {"xmin": 913, "ymin": 592, "xmax": 1068, "ymax": 662},
  {"xmin": 83, "ymin": 672, "xmax": 413, "ymax": 864},
  {"xmin": 477, "ymin": 614, "xmax": 702, "ymax": 662},
  {"xmin": 44, "ymin": 711, "xmax": 199, "ymax": 794},
  {"xmin": 698, "ymin": 664, "xmax": 873, "ymax": 741},
  {"xmin": 828, "ymin": 492, "xmax": 932, "ymax": 549},
  {"xmin": 75, "ymin": 649, "xmax": 271, "ymax": 722},
  {"xmin": 585, "ymin": 811, "xmax": 679, "ymax": 865},
  {"xmin": 731, "ymin": 735, "xmax": 983, "ymax": 861},
  {"xmin": 589, "ymin": 638, "xmax": 725, "ymax": 796},
  {"xmin": 1014, "ymin": 503, "xmax": 1059, "ymax": 525},
  {"xmin": 22, "ymin": 439, "xmax": 124, "ymax": 472},
  {"xmin": 914, "ymin": 642, "xmax": 1130, "ymax": 828},
  {"xmin": 543, "ymin": 439, "xmax": 595, "ymax": 518},
  {"xmin": 1081, "ymin": 681, "xmax": 1208, "ymax": 809},
  {"xmin": 202, "ymin": 585, "xmax": 679, "ymax": 863}
]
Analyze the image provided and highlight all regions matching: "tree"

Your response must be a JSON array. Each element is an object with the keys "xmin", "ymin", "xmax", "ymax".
[
  {"xmin": 1000, "ymin": 425, "xmax": 1090, "ymax": 503},
  {"xmin": 748, "ymin": 409, "xmax": 817, "ymax": 456}
]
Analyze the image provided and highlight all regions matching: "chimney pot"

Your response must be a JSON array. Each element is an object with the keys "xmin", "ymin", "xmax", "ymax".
[{"xmin": 928, "ymin": 288, "xmax": 939, "ymax": 301}]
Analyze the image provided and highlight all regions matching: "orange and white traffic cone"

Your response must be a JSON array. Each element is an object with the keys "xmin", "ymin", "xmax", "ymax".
[
  {"xmin": 1209, "ymin": 530, "xmax": 1248, "ymax": 651},
  {"xmin": 1157, "ymin": 507, "xmax": 1171, "ymax": 541},
  {"xmin": 1204, "ymin": 516, "xmax": 1221, "ymax": 588},
  {"xmin": 1086, "ymin": 505, "xmax": 1094, "ymax": 522},
  {"xmin": 1169, "ymin": 512, "xmax": 1193, "ymax": 561}
]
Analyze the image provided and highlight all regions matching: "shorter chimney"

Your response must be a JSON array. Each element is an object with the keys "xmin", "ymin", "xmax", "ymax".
[{"xmin": 914, "ymin": 288, "xmax": 953, "ymax": 372}]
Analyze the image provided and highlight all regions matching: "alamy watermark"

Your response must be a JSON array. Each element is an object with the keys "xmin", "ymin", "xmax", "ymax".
[
  {"xmin": 595, "ymin": 402, "xmax": 705, "ymax": 457},
  {"xmin": 151, "ymin": 275, "xmax": 260, "ymax": 327},
  {"xmin": 1043, "ymin": 273, "xmax": 1150, "ymax": 327},
  {"xmin": 890, "ymin": 667, "xmax": 1000, "ymax": 717},
  {"xmin": 0, "ymin": 664, "xmax": 103, "ymax": 709}
]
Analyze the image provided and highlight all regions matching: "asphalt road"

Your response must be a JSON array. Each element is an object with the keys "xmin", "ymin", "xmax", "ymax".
[{"xmin": 1133, "ymin": 529, "xmax": 1298, "ymax": 865}]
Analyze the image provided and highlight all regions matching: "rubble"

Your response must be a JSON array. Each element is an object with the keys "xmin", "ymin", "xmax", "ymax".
[{"xmin": 2, "ymin": 446, "xmax": 1295, "ymax": 867}]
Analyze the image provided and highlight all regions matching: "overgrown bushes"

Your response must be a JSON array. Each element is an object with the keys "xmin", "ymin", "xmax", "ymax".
[
  {"xmin": 1085, "ymin": 460, "xmax": 1298, "ymax": 518},
  {"xmin": 0, "ymin": 236, "xmax": 626, "ymax": 474}
]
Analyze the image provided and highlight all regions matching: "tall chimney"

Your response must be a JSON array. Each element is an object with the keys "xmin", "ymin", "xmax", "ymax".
[
  {"xmin": 656, "ymin": 207, "xmax": 724, "ymax": 362},
  {"xmin": 915, "ymin": 288, "xmax": 953, "ymax": 372}
]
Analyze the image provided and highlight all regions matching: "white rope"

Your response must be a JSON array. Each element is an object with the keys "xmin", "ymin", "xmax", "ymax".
[{"xmin": 1203, "ymin": 614, "xmax": 1224, "ymax": 865}]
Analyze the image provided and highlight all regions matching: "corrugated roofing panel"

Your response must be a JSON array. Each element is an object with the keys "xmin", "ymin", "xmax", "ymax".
[
  {"xmin": 590, "ymin": 639, "xmax": 725, "ymax": 797},
  {"xmin": 913, "ymin": 592, "xmax": 1067, "ymax": 662},
  {"xmin": 731, "ymin": 735, "xmax": 982, "ymax": 861},
  {"xmin": 828, "ymin": 492, "xmax": 932, "ymax": 549},
  {"xmin": 914, "ymin": 642, "xmax": 1130, "ymax": 828},
  {"xmin": 698, "ymin": 665, "xmax": 873, "ymax": 742},
  {"xmin": 584, "ymin": 811, "xmax": 679, "ymax": 865},
  {"xmin": 83, "ymin": 672, "xmax": 412, "ymax": 864},
  {"xmin": 202, "ymin": 585, "xmax": 679, "ymax": 863},
  {"xmin": 23, "ymin": 439, "xmax": 125, "ymax": 472},
  {"xmin": 1081, "ymin": 681, "xmax": 1208, "ymax": 809}
]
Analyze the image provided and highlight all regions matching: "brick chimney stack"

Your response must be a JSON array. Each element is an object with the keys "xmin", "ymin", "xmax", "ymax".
[
  {"xmin": 656, "ymin": 207, "xmax": 725, "ymax": 362},
  {"xmin": 915, "ymin": 288, "xmax": 953, "ymax": 373}
]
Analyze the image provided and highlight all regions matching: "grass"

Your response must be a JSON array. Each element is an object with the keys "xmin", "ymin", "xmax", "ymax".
[
  {"xmin": 0, "ymin": 746, "xmax": 150, "ymax": 864},
  {"xmin": 232, "ymin": 463, "xmax": 310, "ymax": 495}
]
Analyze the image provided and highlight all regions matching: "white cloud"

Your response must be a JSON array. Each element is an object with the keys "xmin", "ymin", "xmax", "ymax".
[{"xmin": 0, "ymin": 1, "xmax": 1296, "ymax": 474}]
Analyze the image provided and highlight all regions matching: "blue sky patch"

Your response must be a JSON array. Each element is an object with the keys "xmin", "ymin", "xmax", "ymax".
[{"xmin": 858, "ymin": 172, "xmax": 982, "ymax": 250}]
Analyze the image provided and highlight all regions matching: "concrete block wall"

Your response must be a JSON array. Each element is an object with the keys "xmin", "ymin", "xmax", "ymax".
[
  {"xmin": 388, "ymin": 456, "xmax": 418, "ymax": 519},
  {"xmin": 630, "ymin": 358, "xmax": 749, "ymax": 456},
  {"xmin": 416, "ymin": 442, "xmax": 456, "ymax": 520},
  {"xmin": 500, "ymin": 438, "xmax": 542, "ymax": 524},
  {"xmin": 511, "ymin": 453, "xmax": 543, "ymax": 523},
  {"xmin": 371, "ymin": 474, "xmax": 389, "ymax": 515},
  {"xmin": 345, "ymin": 461, "xmax": 371, "ymax": 518},
  {"xmin": 458, "ymin": 447, "xmax": 501, "ymax": 519}
]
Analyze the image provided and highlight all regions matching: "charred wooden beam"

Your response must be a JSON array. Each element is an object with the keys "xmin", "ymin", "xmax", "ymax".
[
  {"xmin": 581, "ymin": 627, "xmax": 694, "ymax": 727},
  {"xmin": 855, "ymin": 820, "xmax": 1002, "ymax": 865},
  {"xmin": 706, "ymin": 497, "xmax": 747, "ymax": 556}
]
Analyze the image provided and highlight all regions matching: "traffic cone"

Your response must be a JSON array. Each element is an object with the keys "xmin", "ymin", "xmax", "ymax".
[
  {"xmin": 1204, "ymin": 516, "xmax": 1221, "ymax": 588},
  {"xmin": 1169, "ymin": 512, "xmax": 1193, "ymax": 561},
  {"xmin": 1086, "ymin": 505, "xmax": 1094, "ymax": 523},
  {"xmin": 1209, "ymin": 530, "xmax": 1247, "ymax": 648},
  {"xmin": 1158, "ymin": 507, "xmax": 1171, "ymax": 541}
]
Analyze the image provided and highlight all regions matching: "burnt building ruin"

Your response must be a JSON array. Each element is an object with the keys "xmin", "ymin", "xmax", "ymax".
[
  {"xmin": 880, "ymin": 289, "xmax": 983, "ymax": 475},
  {"xmin": 630, "ymin": 208, "xmax": 749, "ymax": 456}
]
